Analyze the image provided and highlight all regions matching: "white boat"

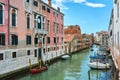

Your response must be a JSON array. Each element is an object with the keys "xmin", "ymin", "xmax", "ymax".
[
  {"xmin": 61, "ymin": 55, "xmax": 70, "ymax": 60},
  {"xmin": 88, "ymin": 62, "xmax": 110, "ymax": 69}
]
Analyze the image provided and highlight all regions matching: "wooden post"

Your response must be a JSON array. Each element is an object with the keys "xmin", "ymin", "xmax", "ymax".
[
  {"xmin": 29, "ymin": 59, "xmax": 32, "ymax": 69},
  {"xmin": 88, "ymin": 70, "xmax": 91, "ymax": 80}
]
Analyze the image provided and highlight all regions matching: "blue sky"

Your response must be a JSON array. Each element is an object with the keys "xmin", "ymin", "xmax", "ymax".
[{"xmin": 45, "ymin": 0, "xmax": 113, "ymax": 34}]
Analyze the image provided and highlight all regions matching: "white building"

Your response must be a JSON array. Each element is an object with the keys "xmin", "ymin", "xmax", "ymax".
[{"xmin": 108, "ymin": 0, "xmax": 120, "ymax": 79}]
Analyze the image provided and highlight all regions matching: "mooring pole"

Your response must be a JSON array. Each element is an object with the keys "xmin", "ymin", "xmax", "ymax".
[{"xmin": 88, "ymin": 70, "xmax": 91, "ymax": 80}]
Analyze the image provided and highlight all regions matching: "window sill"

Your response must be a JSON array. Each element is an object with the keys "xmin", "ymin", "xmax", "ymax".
[{"xmin": 0, "ymin": 24, "xmax": 4, "ymax": 26}]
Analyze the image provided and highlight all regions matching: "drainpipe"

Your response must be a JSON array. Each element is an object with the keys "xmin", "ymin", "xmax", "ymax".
[{"xmin": 8, "ymin": 0, "xmax": 10, "ymax": 45}]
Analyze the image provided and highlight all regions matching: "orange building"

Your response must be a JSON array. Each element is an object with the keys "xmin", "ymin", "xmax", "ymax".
[{"xmin": 64, "ymin": 25, "xmax": 82, "ymax": 51}]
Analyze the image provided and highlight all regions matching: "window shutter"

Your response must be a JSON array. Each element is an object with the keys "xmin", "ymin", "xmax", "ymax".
[
  {"xmin": 34, "ymin": 37, "xmax": 38, "ymax": 44},
  {"xmin": 2, "ymin": 34, "xmax": 5, "ymax": 45},
  {"xmin": 12, "ymin": 13, "xmax": 16, "ymax": 26},
  {"xmin": 0, "ymin": 10, "xmax": 3, "ymax": 24},
  {"xmin": 27, "ymin": 17, "xmax": 30, "ymax": 28}
]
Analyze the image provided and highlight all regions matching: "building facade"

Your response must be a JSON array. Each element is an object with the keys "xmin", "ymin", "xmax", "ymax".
[
  {"xmin": 108, "ymin": 0, "xmax": 120, "ymax": 79},
  {"xmin": 0, "ymin": 0, "xmax": 64, "ymax": 77}
]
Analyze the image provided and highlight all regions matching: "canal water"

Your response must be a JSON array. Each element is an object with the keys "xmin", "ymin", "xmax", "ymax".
[{"xmin": 10, "ymin": 45, "xmax": 112, "ymax": 80}]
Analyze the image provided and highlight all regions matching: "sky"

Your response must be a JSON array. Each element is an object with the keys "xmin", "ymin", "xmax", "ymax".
[{"xmin": 44, "ymin": 0, "xmax": 113, "ymax": 34}]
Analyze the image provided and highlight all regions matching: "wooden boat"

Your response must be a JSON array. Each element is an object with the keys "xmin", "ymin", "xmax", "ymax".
[
  {"xmin": 88, "ymin": 62, "xmax": 110, "ymax": 70},
  {"xmin": 30, "ymin": 66, "xmax": 48, "ymax": 74},
  {"xmin": 61, "ymin": 55, "xmax": 70, "ymax": 60}
]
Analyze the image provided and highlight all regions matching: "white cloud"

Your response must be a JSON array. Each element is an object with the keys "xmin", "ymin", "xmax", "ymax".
[
  {"xmin": 43, "ymin": 0, "xmax": 106, "ymax": 11},
  {"xmin": 85, "ymin": 2, "xmax": 106, "ymax": 8},
  {"xmin": 72, "ymin": 0, "xmax": 86, "ymax": 3}
]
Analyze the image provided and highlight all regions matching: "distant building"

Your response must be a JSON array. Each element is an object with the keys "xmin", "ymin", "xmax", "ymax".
[
  {"xmin": 64, "ymin": 25, "xmax": 82, "ymax": 51},
  {"xmin": 95, "ymin": 31, "xmax": 108, "ymax": 47},
  {"xmin": 64, "ymin": 34, "xmax": 77, "ymax": 53},
  {"xmin": 82, "ymin": 34, "xmax": 93, "ymax": 48}
]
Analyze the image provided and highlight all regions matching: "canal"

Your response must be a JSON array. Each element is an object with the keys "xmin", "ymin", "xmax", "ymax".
[{"xmin": 10, "ymin": 45, "xmax": 112, "ymax": 80}]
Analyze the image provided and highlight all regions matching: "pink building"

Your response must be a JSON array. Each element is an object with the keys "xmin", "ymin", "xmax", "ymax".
[
  {"xmin": 40, "ymin": 0, "xmax": 64, "ymax": 60},
  {"xmin": 0, "ymin": 0, "xmax": 64, "ymax": 77},
  {"xmin": 0, "ymin": 0, "xmax": 9, "ymax": 47}
]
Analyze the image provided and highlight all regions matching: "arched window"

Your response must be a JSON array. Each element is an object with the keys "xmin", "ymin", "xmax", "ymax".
[
  {"xmin": 0, "ymin": 4, "xmax": 3, "ymax": 24},
  {"xmin": 37, "ymin": 16, "xmax": 41, "ymax": 29},
  {"xmin": 12, "ymin": 9, "xmax": 16, "ymax": 26},
  {"xmin": 27, "ymin": 14, "xmax": 30, "ymax": 29}
]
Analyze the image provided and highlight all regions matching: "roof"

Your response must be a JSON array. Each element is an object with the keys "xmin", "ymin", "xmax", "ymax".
[{"xmin": 64, "ymin": 34, "xmax": 76, "ymax": 42}]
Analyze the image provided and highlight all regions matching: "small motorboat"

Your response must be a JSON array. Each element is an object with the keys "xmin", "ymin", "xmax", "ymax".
[
  {"xmin": 88, "ymin": 62, "xmax": 110, "ymax": 70},
  {"xmin": 61, "ymin": 55, "xmax": 70, "ymax": 60},
  {"xmin": 30, "ymin": 66, "xmax": 48, "ymax": 74}
]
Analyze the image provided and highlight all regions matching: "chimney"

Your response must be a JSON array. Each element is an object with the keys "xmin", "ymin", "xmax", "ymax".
[
  {"xmin": 57, "ymin": 7, "xmax": 60, "ymax": 12},
  {"xmin": 48, "ymin": 0, "xmax": 52, "ymax": 6}
]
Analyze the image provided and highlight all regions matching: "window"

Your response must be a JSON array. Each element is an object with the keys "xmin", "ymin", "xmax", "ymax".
[
  {"xmin": 0, "ymin": 53, "xmax": 3, "ymax": 60},
  {"xmin": 34, "ymin": 49, "xmax": 37, "ymax": 57},
  {"xmin": 57, "ymin": 37, "xmax": 59, "ymax": 43},
  {"xmin": 57, "ymin": 23, "xmax": 59, "ymax": 33},
  {"xmin": 34, "ymin": 0, "xmax": 38, "ymax": 7},
  {"xmin": 34, "ymin": 37, "xmax": 38, "ymax": 44},
  {"xmin": 42, "ymin": 17, "xmax": 45, "ymax": 29},
  {"xmin": 37, "ymin": 16, "xmax": 41, "ymax": 29},
  {"xmin": 117, "ymin": 2, "xmax": 119, "ymax": 18},
  {"xmin": 27, "ymin": 50, "xmax": 30, "ymax": 55},
  {"xmin": 53, "ymin": 22, "xmax": 56, "ymax": 33},
  {"xmin": 61, "ymin": 25, "xmax": 63, "ymax": 34},
  {"xmin": 53, "ymin": 12, "xmax": 55, "ymax": 16},
  {"xmin": 47, "ymin": 20, "xmax": 50, "ymax": 32},
  {"xmin": 117, "ymin": 32, "xmax": 119, "ymax": 48},
  {"xmin": 47, "ymin": 37, "xmax": 50, "ymax": 44},
  {"xmin": 12, "ymin": 9, "xmax": 16, "ymax": 26},
  {"xmin": 48, "ymin": 48, "xmax": 50, "ymax": 52},
  {"xmin": 0, "ymin": 4, "xmax": 3, "ymax": 24},
  {"xmin": 12, "ymin": 34, "xmax": 18, "ymax": 45},
  {"xmin": 12, "ymin": 52, "xmax": 16, "ymax": 58},
  {"xmin": 34, "ymin": 14, "xmax": 37, "ymax": 28},
  {"xmin": 43, "ymin": 37, "xmax": 45, "ymax": 44},
  {"xmin": 26, "ymin": 0, "xmax": 29, "ymax": 3},
  {"xmin": 54, "ymin": 37, "xmax": 56, "ymax": 43},
  {"xmin": 26, "ymin": 35, "xmax": 31, "ymax": 45},
  {"xmin": 27, "ymin": 14, "xmax": 30, "ymax": 29},
  {"xmin": 42, "ymin": 5, "xmax": 46, "ymax": 10},
  {"xmin": 47, "ymin": 8, "xmax": 50, "ymax": 13},
  {"xmin": 0, "ymin": 34, "xmax": 5, "ymax": 45},
  {"xmin": 43, "ymin": 48, "xmax": 45, "ymax": 54}
]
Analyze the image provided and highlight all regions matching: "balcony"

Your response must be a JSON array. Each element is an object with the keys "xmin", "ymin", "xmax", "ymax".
[{"xmin": 34, "ymin": 28, "xmax": 48, "ymax": 34}]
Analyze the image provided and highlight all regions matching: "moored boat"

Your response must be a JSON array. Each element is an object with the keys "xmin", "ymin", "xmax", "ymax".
[
  {"xmin": 88, "ymin": 62, "xmax": 110, "ymax": 70},
  {"xmin": 61, "ymin": 55, "xmax": 70, "ymax": 60},
  {"xmin": 30, "ymin": 66, "xmax": 48, "ymax": 74}
]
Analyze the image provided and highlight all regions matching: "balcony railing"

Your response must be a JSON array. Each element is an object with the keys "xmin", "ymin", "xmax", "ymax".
[{"xmin": 34, "ymin": 28, "xmax": 48, "ymax": 34}]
